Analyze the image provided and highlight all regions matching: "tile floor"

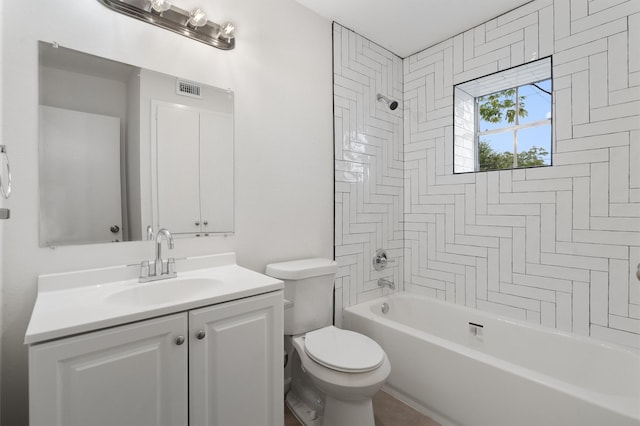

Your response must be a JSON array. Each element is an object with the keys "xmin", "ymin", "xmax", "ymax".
[{"xmin": 284, "ymin": 390, "xmax": 441, "ymax": 426}]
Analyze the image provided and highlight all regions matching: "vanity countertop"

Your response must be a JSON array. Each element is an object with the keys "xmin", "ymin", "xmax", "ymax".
[{"xmin": 25, "ymin": 253, "xmax": 283, "ymax": 345}]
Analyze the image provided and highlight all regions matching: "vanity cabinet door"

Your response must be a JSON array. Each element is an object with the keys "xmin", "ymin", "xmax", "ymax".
[
  {"xmin": 189, "ymin": 291, "xmax": 284, "ymax": 426},
  {"xmin": 29, "ymin": 313, "xmax": 188, "ymax": 426}
]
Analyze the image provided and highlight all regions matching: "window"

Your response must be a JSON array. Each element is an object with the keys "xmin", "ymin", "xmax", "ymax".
[{"xmin": 454, "ymin": 57, "xmax": 552, "ymax": 173}]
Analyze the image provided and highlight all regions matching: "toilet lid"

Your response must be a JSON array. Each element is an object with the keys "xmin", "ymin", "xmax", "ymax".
[{"xmin": 304, "ymin": 326, "xmax": 385, "ymax": 373}]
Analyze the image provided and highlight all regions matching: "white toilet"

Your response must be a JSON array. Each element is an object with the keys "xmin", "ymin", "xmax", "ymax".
[{"xmin": 266, "ymin": 258, "xmax": 390, "ymax": 426}]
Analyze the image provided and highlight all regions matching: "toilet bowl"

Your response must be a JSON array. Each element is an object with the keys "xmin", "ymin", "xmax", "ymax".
[
  {"xmin": 290, "ymin": 328, "xmax": 391, "ymax": 426},
  {"xmin": 266, "ymin": 259, "xmax": 390, "ymax": 426}
]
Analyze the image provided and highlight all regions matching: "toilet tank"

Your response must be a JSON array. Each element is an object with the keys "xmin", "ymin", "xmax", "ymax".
[{"xmin": 265, "ymin": 258, "xmax": 337, "ymax": 335}]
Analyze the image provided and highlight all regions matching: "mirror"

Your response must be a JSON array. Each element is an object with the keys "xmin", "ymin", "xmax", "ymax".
[{"xmin": 38, "ymin": 42, "xmax": 234, "ymax": 246}]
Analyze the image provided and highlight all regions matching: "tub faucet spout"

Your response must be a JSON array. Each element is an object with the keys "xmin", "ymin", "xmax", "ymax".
[{"xmin": 378, "ymin": 278, "xmax": 395, "ymax": 290}]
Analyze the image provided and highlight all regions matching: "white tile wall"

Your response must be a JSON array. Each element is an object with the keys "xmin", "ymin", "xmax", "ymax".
[
  {"xmin": 333, "ymin": 24, "xmax": 404, "ymax": 326},
  {"xmin": 334, "ymin": 0, "xmax": 640, "ymax": 348}
]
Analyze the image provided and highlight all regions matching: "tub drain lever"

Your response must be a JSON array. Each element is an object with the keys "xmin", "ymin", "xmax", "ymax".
[{"xmin": 468, "ymin": 322, "xmax": 484, "ymax": 337}]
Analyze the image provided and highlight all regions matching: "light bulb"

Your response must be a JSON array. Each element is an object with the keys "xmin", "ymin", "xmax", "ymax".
[
  {"xmin": 150, "ymin": 0, "xmax": 171, "ymax": 13},
  {"xmin": 220, "ymin": 22, "xmax": 236, "ymax": 40},
  {"xmin": 187, "ymin": 8, "xmax": 207, "ymax": 28}
]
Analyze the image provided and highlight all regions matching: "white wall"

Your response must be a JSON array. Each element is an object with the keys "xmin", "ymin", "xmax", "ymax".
[
  {"xmin": 403, "ymin": 0, "xmax": 640, "ymax": 347},
  {"xmin": 0, "ymin": 0, "xmax": 4, "ymax": 419},
  {"xmin": 1, "ymin": 0, "xmax": 333, "ymax": 423}
]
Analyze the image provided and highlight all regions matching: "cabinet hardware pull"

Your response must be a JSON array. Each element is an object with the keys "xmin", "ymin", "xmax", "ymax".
[
  {"xmin": 195, "ymin": 221, "xmax": 200, "ymax": 226},
  {"xmin": 196, "ymin": 330, "xmax": 206, "ymax": 340},
  {"xmin": 0, "ymin": 145, "xmax": 12, "ymax": 199},
  {"xmin": 176, "ymin": 335, "xmax": 185, "ymax": 345}
]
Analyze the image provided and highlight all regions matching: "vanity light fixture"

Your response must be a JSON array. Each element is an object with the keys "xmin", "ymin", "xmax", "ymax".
[
  {"xmin": 97, "ymin": 0, "xmax": 236, "ymax": 50},
  {"xmin": 187, "ymin": 8, "xmax": 207, "ymax": 28},
  {"xmin": 149, "ymin": 0, "xmax": 171, "ymax": 13},
  {"xmin": 220, "ymin": 21, "xmax": 236, "ymax": 41}
]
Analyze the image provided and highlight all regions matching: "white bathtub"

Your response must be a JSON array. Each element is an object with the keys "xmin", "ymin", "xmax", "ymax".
[{"xmin": 343, "ymin": 292, "xmax": 640, "ymax": 426}]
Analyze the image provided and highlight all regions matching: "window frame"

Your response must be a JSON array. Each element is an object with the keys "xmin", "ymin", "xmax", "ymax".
[{"xmin": 453, "ymin": 56, "xmax": 553, "ymax": 174}]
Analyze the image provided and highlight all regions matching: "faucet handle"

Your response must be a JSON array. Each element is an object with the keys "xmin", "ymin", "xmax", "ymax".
[
  {"xmin": 140, "ymin": 260, "xmax": 150, "ymax": 279},
  {"xmin": 373, "ymin": 249, "xmax": 394, "ymax": 271},
  {"xmin": 168, "ymin": 258, "xmax": 176, "ymax": 275}
]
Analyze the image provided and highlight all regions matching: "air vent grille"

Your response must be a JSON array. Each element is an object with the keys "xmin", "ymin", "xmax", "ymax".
[{"xmin": 176, "ymin": 79, "xmax": 202, "ymax": 98}]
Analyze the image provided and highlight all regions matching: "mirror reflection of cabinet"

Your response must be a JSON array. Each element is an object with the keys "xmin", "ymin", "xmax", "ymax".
[
  {"xmin": 153, "ymin": 102, "xmax": 233, "ymax": 235},
  {"xmin": 37, "ymin": 42, "xmax": 234, "ymax": 246}
]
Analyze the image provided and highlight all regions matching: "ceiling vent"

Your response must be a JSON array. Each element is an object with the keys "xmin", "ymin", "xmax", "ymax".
[{"xmin": 176, "ymin": 79, "xmax": 202, "ymax": 98}]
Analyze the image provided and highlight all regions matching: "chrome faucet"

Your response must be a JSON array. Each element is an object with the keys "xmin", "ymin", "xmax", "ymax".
[
  {"xmin": 373, "ymin": 249, "xmax": 395, "ymax": 271},
  {"xmin": 155, "ymin": 228, "xmax": 174, "ymax": 275},
  {"xmin": 378, "ymin": 278, "xmax": 395, "ymax": 290},
  {"xmin": 139, "ymin": 228, "xmax": 177, "ymax": 282}
]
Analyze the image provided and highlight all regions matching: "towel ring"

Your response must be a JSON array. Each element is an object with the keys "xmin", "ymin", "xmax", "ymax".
[{"xmin": 0, "ymin": 145, "xmax": 12, "ymax": 199}]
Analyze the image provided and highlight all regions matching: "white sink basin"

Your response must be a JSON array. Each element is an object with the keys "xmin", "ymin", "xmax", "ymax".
[
  {"xmin": 25, "ymin": 253, "xmax": 285, "ymax": 344},
  {"xmin": 107, "ymin": 277, "xmax": 220, "ymax": 306}
]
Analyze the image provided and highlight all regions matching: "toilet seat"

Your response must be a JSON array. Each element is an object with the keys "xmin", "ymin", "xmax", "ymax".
[
  {"xmin": 289, "ymin": 333, "xmax": 391, "ymax": 424},
  {"xmin": 304, "ymin": 326, "xmax": 385, "ymax": 373}
]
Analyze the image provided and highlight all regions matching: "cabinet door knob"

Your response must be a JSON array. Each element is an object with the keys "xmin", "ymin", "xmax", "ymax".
[
  {"xmin": 196, "ymin": 330, "xmax": 206, "ymax": 340},
  {"xmin": 176, "ymin": 335, "xmax": 185, "ymax": 345},
  {"xmin": 195, "ymin": 221, "xmax": 200, "ymax": 226},
  {"xmin": 203, "ymin": 220, "xmax": 208, "ymax": 226}
]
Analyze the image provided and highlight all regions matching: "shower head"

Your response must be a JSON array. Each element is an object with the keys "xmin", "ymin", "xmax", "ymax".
[{"xmin": 377, "ymin": 93, "xmax": 399, "ymax": 111}]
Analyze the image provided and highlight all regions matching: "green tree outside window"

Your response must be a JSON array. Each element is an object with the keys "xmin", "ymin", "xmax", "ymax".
[{"xmin": 476, "ymin": 83, "xmax": 550, "ymax": 171}]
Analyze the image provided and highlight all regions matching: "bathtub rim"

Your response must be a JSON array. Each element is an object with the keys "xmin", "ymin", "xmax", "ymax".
[
  {"xmin": 343, "ymin": 291, "xmax": 640, "ymax": 423},
  {"xmin": 344, "ymin": 292, "xmax": 640, "ymax": 357}
]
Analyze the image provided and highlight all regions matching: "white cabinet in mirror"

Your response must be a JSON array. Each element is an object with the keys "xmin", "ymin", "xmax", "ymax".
[{"xmin": 37, "ymin": 41, "xmax": 234, "ymax": 247}]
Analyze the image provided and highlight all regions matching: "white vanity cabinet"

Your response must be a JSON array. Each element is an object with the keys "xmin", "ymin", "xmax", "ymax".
[
  {"xmin": 29, "ymin": 313, "xmax": 188, "ymax": 426},
  {"xmin": 28, "ymin": 291, "xmax": 283, "ymax": 426},
  {"xmin": 189, "ymin": 292, "xmax": 284, "ymax": 425}
]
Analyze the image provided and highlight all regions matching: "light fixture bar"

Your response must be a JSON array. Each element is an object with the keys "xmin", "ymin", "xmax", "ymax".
[{"xmin": 97, "ymin": 0, "xmax": 235, "ymax": 50}]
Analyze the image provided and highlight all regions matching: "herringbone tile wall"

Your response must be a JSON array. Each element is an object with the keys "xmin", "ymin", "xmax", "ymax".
[
  {"xmin": 333, "ymin": 23, "xmax": 404, "ymax": 324},
  {"xmin": 334, "ymin": 0, "xmax": 640, "ymax": 348}
]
